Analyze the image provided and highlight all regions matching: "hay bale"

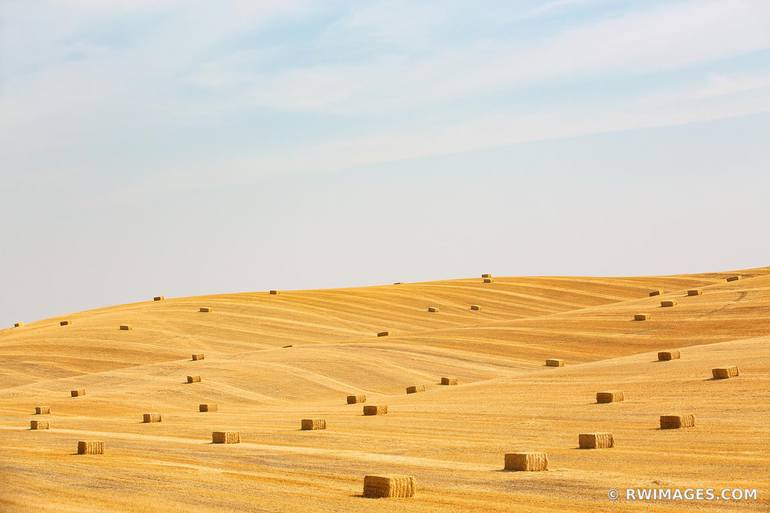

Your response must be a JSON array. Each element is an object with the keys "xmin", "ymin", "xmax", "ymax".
[
  {"xmin": 660, "ymin": 300, "xmax": 676, "ymax": 307},
  {"xmin": 726, "ymin": 276, "xmax": 740, "ymax": 282},
  {"xmin": 142, "ymin": 413, "xmax": 162, "ymax": 423},
  {"xmin": 687, "ymin": 289, "xmax": 702, "ymax": 296},
  {"xmin": 301, "ymin": 419, "xmax": 326, "ymax": 430},
  {"xmin": 596, "ymin": 391, "xmax": 624, "ymax": 403},
  {"xmin": 427, "ymin": 306, "xmax": 439, "ymax": 313},
  {"xmin": 504, "ymin": 452, "xmax": 548, "ymax": 471},
  {"xmin": 70, "ymin": 389, "xmax": 85, "ymax": 397},
  {"xmin": 481, "ymin": 273, "xmax": 492, "ymax": 278},
  {"xmin": 578, "ymin": 433, "xmax": 614, "ymax": 449},
  {"xmin": 649, "ymin": 289, "xmax": 662, "ymax": 296},
  {"xmin": 77, "ymin": 441, "xmax": 104, "ymax": 455},
  {"xmin": 282, "ymin": 344, "xmax": 293, "ymax": 348},
  {"xmin": 187, "ymin": 375, "xmax": 201, "ymax": 383},
  {"xmin": 470, "ymin": 304, "xmax": 480, "ymax": 311},
  {"xmin": 393, "ymin": 282, "xmax": 402, "ymax": 285},
  {"xmin": 212, "ymin": 431, "xmax": 240, "ymax": 444},
  {"xmin": 363, "ymin": 475, "xmax": 415, "ymax": 498},
  {"xmin": 347, "ymin": 394, "xmax": 366, "ymax": 404},
  {"xmin": 660, "ymin": 414, "xmax": 695, "ymax": 429},
  {"xmin": 30, "ymin": 420, "xmax": 49, "ymax": 430},
  {"xmin": 712, "ymin": 366, "xmax": 739, "ymax": 379},
  {"xmin": 363, "ymin": 405, "xmax": 388, "ymax": 416},
  {"xmin": 34, "ymin": 406, "xmax": 51, "ymax": 415},
  {"xmin": 634, "ymin": 313, "xmax": 649, "ymax": 321},
  {"xmin": 153, "ymin": 296, "xmax": 164, "ymax": 301},
  {"xmin": 191, "ymin": 353, "xmax": 205, "ymax": 361},
  {"xmin": 199, "ymin": 307, "xmax": 211, "ymax": 312},
  {"xmin": 269, "ymin": 290, "xmax": 278, "ymax": 295},
  {"xmin": 59, "ymin": 320, "xmax": 70, "ymax": 326},
  {"xmin": 377, "ymin": 331, "xmax": 389, "ymax": 337},
  {"xmin": 545, "ymin": 359, "xmax": 565, "ymax": 367},
  {"xmin": 658, "ymin": 350, "xmax": 680, "ymax": 361},
  {"xmin": 14, "ymin": 322, "xmax": 24, "ymax": 328},
  {"xmin": 483, "ymin": 278, "xmax": 493, "ymax": 283},
  {"xmin": 405, "ymin": 385, "xmax": 425, "ymax": 394},
  {"xmin": 119, "ymin": 325, "xmax": 131, "ymax": 330},
  {"xmin": 440, "ymin": 377, "xmax": 458, "ymax": 385},
  {"xmin": 199, "ymin": 403, "xmax": 218, "ymax": 412}
]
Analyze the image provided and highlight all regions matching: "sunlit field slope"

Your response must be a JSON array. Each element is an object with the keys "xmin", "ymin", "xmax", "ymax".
[{"xmin": 1, "ymin": 268, "xmax": 769, "ymax": 512}]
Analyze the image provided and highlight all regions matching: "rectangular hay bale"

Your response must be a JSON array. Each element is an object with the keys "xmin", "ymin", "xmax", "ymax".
[
  {"xmin": 649, "ymin": 289, "xmax": 662, "ymax": 296},
  {"xmin": 347, "ymin": 394, "xmax": 366, "ymax": 404},
  {"xmin": 596, "ymin": 391, "xmax": 624, "ymax": 403},
  {"xmin": 427, "ymin": 306, "xmax": 439, "ymax": 312},
  {"xmin": 77, "ymin": 441, "xmax": 104, "ymax": 454},
  {"xmin": 119, "ymin": 325, "xmax": 130, "ymax": 330},
  {"xmin": 579, "ymin": 432, "xmax": 614, "ymax": 449},
  {"xmin": 483, "ymin": 278, "xmax": 493, "ymax": 283},
  {"xmin": 440, "ymin": 377, "xmax": 458, "ymax": 385},
  {"xmin": 301, "ymin": 419, "xmax": 326, "ymax": 430},
  {"xmin": 191, "ymin": 353, "xmax": 205, "ymax": 361},
  {"xmin": 30, "ymin": 420, "xmax": 49, "ymax": 430},
  {"xmin": 59, "ymin": 320, "xmax": 70, "ymax": 326},
  {"xmin": 269, "ymin": 290, "xmax": 278, "ymax": 295},
  {"xmin": 142, "ymin": 413, "xmax": 162, "ymax": 423},
  {"xmin": 660, "ymin": 414, "xmax": 695, "ymax": 429},
  {"xmin": 363, "ymin": 405, "xmax": 388, "ymax": 416},
  {"xmin": 35, "ymin": 406, "xmax": 50, "ymax": 415},
  {"xmin": 406, "ymin": 385, "xmax": 425, "ymax": 394},
  {"xmin": 153, "ymin": 296, "xmax": 164, "ymax": 301},
  {"xmin": 187, "ymin": 375, "xmax": 201, "ymax": 383},
  {"xmin": 712, "ymin": 366, "xmax": 739, "ymax": 379},
  {"xmin": 199, "ymin": 403, "xmax": 218, "ymax": 412},
  {"xmin": 481, "ymin": 273, "xmax": 492, "ymax": 278},
  {"xmin": 726, "ymin": 276, "xmax": 740, "ymax": 282},
  {"xmin": 504, "ymin": 452, "xmax": 548, "ymax": 471},
  {"xmin": 70, "ymin": 389, "xmax": 85, "ymax": 397},
  {"xmin": 660, "ymin": 300, "xmax": 676, "ymax": 307},
  {"xmin": 687, "ymin": 289, "xmax": 702, "ymax": 296},
  {"xmin": 199, "ymin": 307, "xmax": 211, "ymax": 312},
  {"xmin": 212, "ymin": 431, "xmax": 240, "ymax": 444},
  {"xmin": 363, "ymin": 475, "xmax": 415, "ymax": 498},
  {"xmin": 658, "ymin": 351, "xmax": 680, "ymax": 361},
  {"xmin": 470, "ymin": 304, "xmax": 480, "ymax": 311},
  {"xmin": 377, "ymin": 331, "xmax": 389, "ymax": 337},
  {"xmin": 634, "ymin": 313, "xmax": 649, "ymax": 321},
  {"xmin": 545, "ymin": 359, "xmax": 565, "ymax": 367}
]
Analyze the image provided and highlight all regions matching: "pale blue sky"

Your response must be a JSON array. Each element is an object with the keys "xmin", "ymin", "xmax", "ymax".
[{"xmin": 1, "ymin": 0, "xmax": 770, "ymax": 326}]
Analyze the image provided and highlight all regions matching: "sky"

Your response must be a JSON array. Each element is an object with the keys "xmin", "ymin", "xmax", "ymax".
[{"xmin": 1, "ymin": 0, "xmax": 770, "ymax": 326}]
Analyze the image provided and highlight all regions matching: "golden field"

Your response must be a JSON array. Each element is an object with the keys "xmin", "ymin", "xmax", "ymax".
[{"xmin": 1, "ymin": 269, "xmax": 769, "ymax": 512}]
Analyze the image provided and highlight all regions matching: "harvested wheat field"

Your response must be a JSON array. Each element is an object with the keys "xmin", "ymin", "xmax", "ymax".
[{"xmin": 1, "ymin": 268, "xmax": 769, "ymax": 512}]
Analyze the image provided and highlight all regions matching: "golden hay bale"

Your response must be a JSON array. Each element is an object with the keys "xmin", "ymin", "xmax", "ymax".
[
  {"xmin": 77, "ymin": 441, "xmax": 104, "ymax": 455},
  {"xmin": 596, "ymin": 391, "xmax": 624, "ymax": 403},
  {"xmin": 726, "ymin": 276, "xmax": 741, "ymax": 282},
  {"xmin": 187, "ymin": 375, "xmax": 201, "ymax": 383},
  {"xmin": 14, "ymin": 322, "xmax": 24, "ymax": 328},
  {"xmin": 481, "ymin": 273, "xmax": 492, "ymax": 278},
  {"xmin": 347, "ymin": 394, "xmax": 366, "ymax": 404},
  {"xmin": 649, "ymin": 289, "xmax": 662, "ymax": 296},
  {"xmin": 483, "ymin": 278, "xmax": 493, "ymax": 283},
  {"xmin": 660, "ymin": 414, "xmax": 695, "ymax": 429},
  {"xmin": 578, "ymin": 433, "xmax": 614, "ymax": 449},
  {"xmin": 440, "ymin": 377, "xmax": 458, "ymax": 385},
  {"xmin": 199, "ymin": 307, "xmax": 211, "ymax": 313},
  {"xmin": 712, "ymin": 366, "xmax": 739, "ymax": 379},
  {"xmin": 405, "ymin": 385, "xmax": 425, "ymax": 394},
  {"xmin": 212, "ymin": 431, "xmax": 240, "ymax": 444},
  {"xmin": 153, "ymin": 296, "xmax": 164, "ymax": 301},
  {"xmin": 363, "ymin": 475, "xmax": 415, "ymax": 498},
  {"xmin": 199, "ymin": 403, "xmax": 218, "ymax": 412},
  {"xmin": 301, "ymin": 419, "xmax": 326, "ymax": 430},
  {"xmin": 70, "ymin": 389, "xmax": 85, "ymax": 397},
  {"xmin": 687, "ymin": 289, "xmax": 702, "ymax": 296},
  {"xmin": 393, "ymin": 282, "xmax": 402, "ymax": 285},
  {"xmin": 504, "ymin": 452, "xmax": 548, "ymax": 471},
  {"xmin": 545, "ymin": 359, "xmax": 565, "ymax": 367},
  {"xmin": 634, "ymin": 313, "xmax": 649, "ymax": 321},
  {"xmin": 660, "ymin": 300, "xmax": 676, "ymax": 307},
  {"xmin": 35, "ymin": 406, "xmax": 50, "ymax": 415},
  {"xmin": 142, "ymin": 413, "xmax": 162, "ymax": 423},
  {"xmin": 377, "ymin": 331, "xmax": 389, "ymax": 337},
  {"xmin": 658, "ymin": 350, "xmax": 680, "ymax": 361},
  {"xmin": 191, "ymin": 353, "xmax": 205, "ymax": 361},
  {"xmin": 470, "ymin": 304, "xmax": 480, "ymax": 311},
  {"xmin": 119, "ymin": 325, "xmax": 131, "ymax": 331},
  {"xmin": 59, "ymin": 320, "xmax": 70, "ymax": 326},
  {"xmin": 30, "ymin": 420, "xmax": 49, "ymax": 430},
  {"xmin": 427, "ymin": 306, "xmax": 439, "ymax": 313},
  {"xmin": 269, "ymin": 290, "xmax": 278, "ymax": 295},
  {"xmin": 363, "ymin": 405, "xmax": 388, "ymax": 416},
  {"xmin": 282, "ymin": 344, "xmax": 293, "ymax": 348}
]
